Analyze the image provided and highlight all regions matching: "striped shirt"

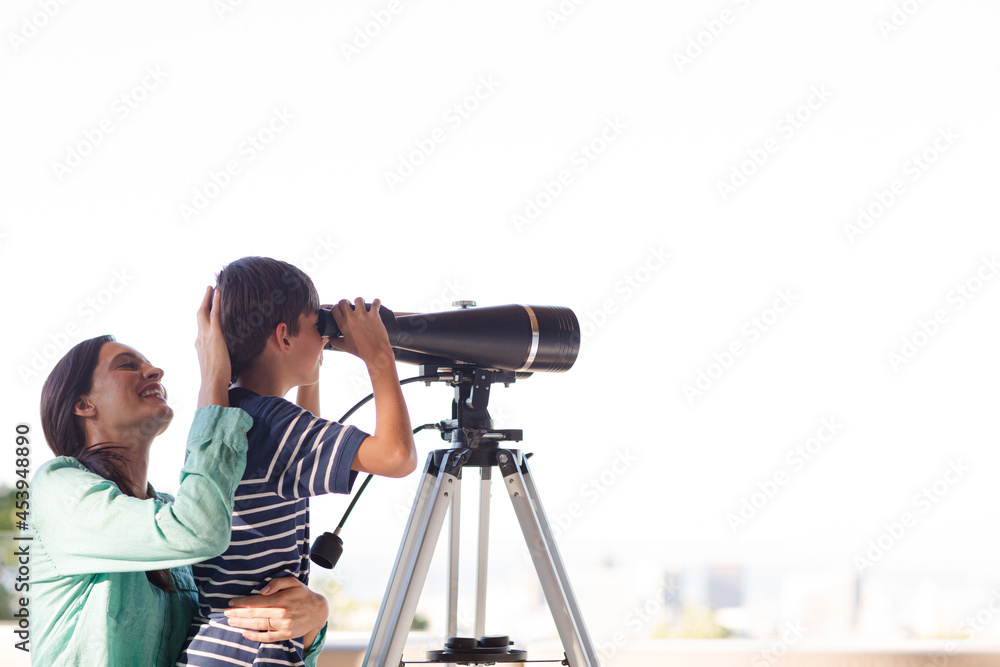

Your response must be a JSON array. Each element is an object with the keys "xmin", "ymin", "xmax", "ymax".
[{"xmin": 176, "ymin": 388, "xmax": 368, "ymax": 667}]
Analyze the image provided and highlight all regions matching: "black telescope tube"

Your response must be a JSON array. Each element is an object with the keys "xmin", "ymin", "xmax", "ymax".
[
  {"xmin": 392, "ymin": 304, "xmax": 580, "ymax": 373},
  {"xmin": 319, "ymin": 303, "xmax": 580, "ymax": 373}
]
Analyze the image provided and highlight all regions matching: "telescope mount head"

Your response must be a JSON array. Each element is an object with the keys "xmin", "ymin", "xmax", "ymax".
[{"xmin": 419, "ymin": 364, "xmax": 524, "ymax": 450}]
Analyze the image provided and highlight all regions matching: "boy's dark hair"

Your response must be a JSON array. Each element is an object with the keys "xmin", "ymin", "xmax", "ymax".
[{"xmin": 216, "ymin": 256, "xmax": 320, "ymax": 382}]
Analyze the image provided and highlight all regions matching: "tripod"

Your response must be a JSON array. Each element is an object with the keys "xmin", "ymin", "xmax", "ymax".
[{"xmin": 362, "ymin": 366, "xmax": 600, "ymax": 666}]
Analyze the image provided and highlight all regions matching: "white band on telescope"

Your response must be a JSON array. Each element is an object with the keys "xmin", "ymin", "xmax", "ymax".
[{"xmin": 518, "ymin": 304, "xmax": 540, "ymax": 372}]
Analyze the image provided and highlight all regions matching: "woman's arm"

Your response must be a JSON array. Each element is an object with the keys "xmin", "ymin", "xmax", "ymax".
[
  {"xmin": 31, "ymin": 287, "xmax": 251, "ymax": 574},
  {"xmin": 32, "ymin": 408, "xmax": 249, "ymax": 574}
]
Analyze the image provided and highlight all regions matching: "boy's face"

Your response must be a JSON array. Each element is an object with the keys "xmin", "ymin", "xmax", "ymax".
[{"xmin": 287, "ymin": 310, "xmax": 327, "ymax": 387}]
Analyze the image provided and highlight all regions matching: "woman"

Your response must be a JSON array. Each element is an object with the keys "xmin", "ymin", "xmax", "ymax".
[{"xmin": 29, "ymin": 288, "xmax": 329, "ymax": 666}]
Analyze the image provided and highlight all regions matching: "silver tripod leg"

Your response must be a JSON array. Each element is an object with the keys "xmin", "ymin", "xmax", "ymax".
[
  {"xmin": 498, "ymin": 450, "xmax": 600, "ymax": 667},
  {"xmin": 364, "ymin": 457, "xmax": 459, "ymax": 667},
  {"xmin": 445, "ymin": 475, "xmax": 461, "ymax": 667},
  {"xmin": 446, "ymin": 477, "xmax": 461, "ymax": 640},
  {"xmin": 475, "ymin": 466, "xmax": 491, "ymax": 638},
  {"xmin": 520, "ymin": 463, "xmax": 600, "ymax": 666}
]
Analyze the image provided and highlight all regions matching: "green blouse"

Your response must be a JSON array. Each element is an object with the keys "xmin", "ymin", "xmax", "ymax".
[{"xmin": 27, "ymin": 406, "xmax": 326, "ymax": 666}]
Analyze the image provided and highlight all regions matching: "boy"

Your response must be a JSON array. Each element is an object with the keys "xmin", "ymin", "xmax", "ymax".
[{"xmin": 176, "ymin": 256, "xmax": 417, "ymax": 667}]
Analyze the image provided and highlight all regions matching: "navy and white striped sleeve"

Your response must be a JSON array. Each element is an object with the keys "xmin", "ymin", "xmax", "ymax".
[{"xmin": 251, "ymin": 396, "xmax": 369, "ymax": 499}]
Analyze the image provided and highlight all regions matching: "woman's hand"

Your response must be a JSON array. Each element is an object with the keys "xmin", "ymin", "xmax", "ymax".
[
  {"xmin": 195, "ymin": 286, "xmax": 232, "ymax": 408},
  {"xmin": 224, "ymin": 576, "xmax": 329, "ymax": 645}
]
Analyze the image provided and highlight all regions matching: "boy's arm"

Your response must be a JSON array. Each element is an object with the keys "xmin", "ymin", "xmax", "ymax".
[
  {"xmin": 326, "ymin": 298, "xmax": 417, "ymax": 478},
  {"xmin": 256, "ymin": 395, "xmax": 367, "ymax": 498},
  {"xmin": 351, "ymin": 351, "xmax": 416, "ymax": 477}
]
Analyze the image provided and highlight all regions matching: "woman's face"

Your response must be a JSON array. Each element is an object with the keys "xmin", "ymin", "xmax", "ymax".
[{"xmin": 78, "ymin": 342, "xmax": 174, "ymax": 443}]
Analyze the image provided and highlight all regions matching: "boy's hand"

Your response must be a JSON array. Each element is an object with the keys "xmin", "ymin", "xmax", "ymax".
[{"xmin": 325, "ymin": 298, "xmax": 393, "ymax": 369}]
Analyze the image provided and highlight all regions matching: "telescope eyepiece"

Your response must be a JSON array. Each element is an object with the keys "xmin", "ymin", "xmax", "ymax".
[
  {"xmin": 316, "ymin": 307, "xmax": 339, "ymax": 338},
  {"xmin": 316, "ymin": 302, "xmax": 379, "ymax": 340}
]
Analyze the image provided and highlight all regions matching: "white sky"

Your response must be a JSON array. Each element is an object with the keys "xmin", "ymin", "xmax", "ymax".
[{"xmin": 3, "ymin": 0, "xmax": 1000, "ymax": 624}]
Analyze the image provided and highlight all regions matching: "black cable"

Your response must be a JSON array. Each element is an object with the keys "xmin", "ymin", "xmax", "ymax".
[
  {"xmin": 333, "ymin": 473, "xmax": 372, "ymax": 533},
  {"xmin": 331, "ymin": 374, "xmax": 443, "ymax": 533},
  {"xmin": 337, "ymin": 373, "xmax": 441, "ymax": 423}
]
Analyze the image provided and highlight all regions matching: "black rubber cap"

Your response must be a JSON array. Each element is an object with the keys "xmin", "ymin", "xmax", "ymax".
[
  {"xmin": 478, "ymin": 635, "xmax": 511, "ymax": 648},
  {"xmin": 309, "ymin": 532, "xmax": 343, "ymax": 570}
]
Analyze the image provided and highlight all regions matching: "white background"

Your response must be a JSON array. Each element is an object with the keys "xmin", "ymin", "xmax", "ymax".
[{"xmin": 3, "ymin": 0, "xmax": 1000, "ymax": 645}]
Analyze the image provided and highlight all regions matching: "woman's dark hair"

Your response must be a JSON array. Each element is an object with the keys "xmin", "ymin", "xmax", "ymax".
[{"xmin": 40, "ymin": 334, "xmax": 174, "ymax": 593}]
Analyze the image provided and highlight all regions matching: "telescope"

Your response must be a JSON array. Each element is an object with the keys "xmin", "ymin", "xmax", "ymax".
[
  {"xmin": 311, "ymin": 301, "xmax": 599, "ymax": 665},
  {"xmin": 316, "ymin": 302, "xmax": 580, "ymax": 373}
]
